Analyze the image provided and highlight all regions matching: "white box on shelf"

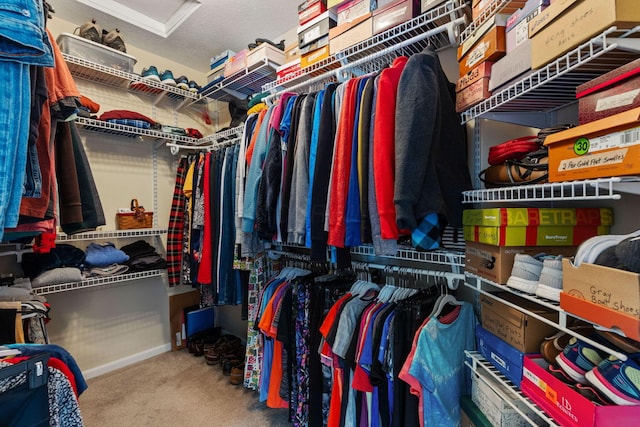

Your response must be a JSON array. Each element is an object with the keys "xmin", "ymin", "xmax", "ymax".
[{"xmin": 246, "ymin": 43, "xmax": 286, "ymax": 69}]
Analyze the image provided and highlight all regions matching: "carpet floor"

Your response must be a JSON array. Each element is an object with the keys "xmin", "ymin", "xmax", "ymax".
[{"xmin": 79, "ymin": 349, "xmax": 290, "ymax": 427}]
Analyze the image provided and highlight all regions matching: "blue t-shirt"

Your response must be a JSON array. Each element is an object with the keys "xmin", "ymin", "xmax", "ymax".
[{"xmin": 408, "ymin": 302, "xmax": 477, "ymax": 427}]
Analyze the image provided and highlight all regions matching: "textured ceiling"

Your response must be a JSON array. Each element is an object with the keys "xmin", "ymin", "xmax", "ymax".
[{"xmin": 51, "ymin": 0, "xmax": 299, "ymax": 72}]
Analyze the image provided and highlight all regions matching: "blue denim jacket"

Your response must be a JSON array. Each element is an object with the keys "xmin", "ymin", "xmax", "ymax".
[{"xmin": 0, "ymin": 0, "xmax": 53, "ymax": 66}]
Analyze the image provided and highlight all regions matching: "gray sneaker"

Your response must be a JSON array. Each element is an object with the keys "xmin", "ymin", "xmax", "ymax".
[
  {"xmin": 535, "ymin": 256, "xmax": 564, "ymax": 301},
  {"xmin": 506, "ymin": 253, "xmax": 546, "ymax": 294}
]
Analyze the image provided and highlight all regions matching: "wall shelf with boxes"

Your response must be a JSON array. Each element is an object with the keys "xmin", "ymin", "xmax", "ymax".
[
  {"xmin": 165, "ymin": 124, "xmax": 245, "ymax": 154},
  {"xmin": 199, "ymin": 58, "xmax": 281, "ymax": 103},
  {"xmin": 465, "ymin": 350, "xmax": 560, "ymax": 427},
  {"xmin": 459, "ymin": 26, "xmax": 640, "ymax": 126},
  {"xmin": 262, "ymin": 0, "xmax": 468, "ymax": 96},
  {"xmin": 459, "ymin": 0, "xmax": 527, "ymax": 45}
]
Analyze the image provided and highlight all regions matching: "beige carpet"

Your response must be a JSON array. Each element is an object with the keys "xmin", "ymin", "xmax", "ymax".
[{"xmin": 79, "ymin": 349, "xmax": 290, "ymax": 427}]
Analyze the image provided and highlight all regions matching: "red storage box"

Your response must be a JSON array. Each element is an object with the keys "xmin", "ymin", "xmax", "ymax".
[
  {"xmin": 521, "ymin": 355, "xmax": 640, "ymax": 427},
  {"xmin": 576, "ymin": 58, "xmax": 640, "ymax": 124}
]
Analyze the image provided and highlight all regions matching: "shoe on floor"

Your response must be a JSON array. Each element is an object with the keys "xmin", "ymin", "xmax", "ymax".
[
  {"xmin": 229, "ymin": 362, "xmax": 245, "ymax": 385},
  {"xmin": 535, "ymin": 256, "xmax": 563, "ymax": 301},
  {"xmin": 586, "ymin": 354, "xmax": 640, "ymax": 405},
  {"xmin": 160, "ymin": 70, "xmax": 177, "ymax": 86},
  {"xmin": 556, "ymin": 336, "xmax": 608, "ymax": 384},
  {"xmin": 506, "ymin": 253, "xmax": 546, "ymax": 294},
  {"xmin": 77, "ymin": 18, "xmax": 102, "ymax": 43}
]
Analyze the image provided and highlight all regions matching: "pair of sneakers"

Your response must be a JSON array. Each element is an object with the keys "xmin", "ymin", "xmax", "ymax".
[
  {"xmin": 76, "ymin": 18, "xmax": 127, "ymax": 53},
  {"xmin": 140, "ymin": 66, "xmax": 200, "ymax": 93},
  {"xmin": 506, "ymin": 253, "xmax": 564, "ymax": 301},
  {"xmin": 575, "ymin": 230, "xmax": 640, "ymax": 273},
  {"xmin": 553, "ymin": 332, "xmax": 640, "ymax": 406}
]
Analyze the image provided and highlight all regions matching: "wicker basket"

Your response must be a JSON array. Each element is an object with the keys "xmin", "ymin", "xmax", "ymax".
[{"xmin": 116, "ymin": 199, "xmax": 153, "ymax": 229}]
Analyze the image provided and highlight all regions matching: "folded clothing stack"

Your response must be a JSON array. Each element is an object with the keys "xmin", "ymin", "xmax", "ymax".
[
  {"xmin": 21, "ymin": 244, "xmax": 86, "ymax": 287},
  {"xmin": 120, "ymin": 240, "xmax": 167, "ymax": 272}
]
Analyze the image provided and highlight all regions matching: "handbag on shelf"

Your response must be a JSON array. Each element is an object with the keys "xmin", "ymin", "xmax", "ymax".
[
  {"xmin": 116, "ymin": 199, "xmax": 153, "ymax": 230},
  {"xmin": 479, "ymin": 147, "xmax": 549, "ymax": 188}
]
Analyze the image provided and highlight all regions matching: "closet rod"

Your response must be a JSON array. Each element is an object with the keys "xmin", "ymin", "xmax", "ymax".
[
  {"xmin": 263, "ymin": 16, "xmax": 466, "ymax": 105},
  {"xmin": 351, "ymin": 261, "xmax": 464, "ymax": 290}
]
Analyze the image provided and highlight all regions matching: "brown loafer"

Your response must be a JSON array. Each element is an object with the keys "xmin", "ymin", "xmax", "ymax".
[{"xmin": 229, "ymin": 362, "xmax": 245, "ymax": 385}]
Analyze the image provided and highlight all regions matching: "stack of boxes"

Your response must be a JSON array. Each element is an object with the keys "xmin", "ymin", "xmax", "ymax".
[
  {"xmin": 207, "ymin": 49, "xmax": 235, "ymax": 84},
  {"xmin": 298, "ymin": 2, "xmax": 336, "ymax": 68}
]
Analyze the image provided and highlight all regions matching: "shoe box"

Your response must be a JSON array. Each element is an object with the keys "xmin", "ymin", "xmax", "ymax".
[
  {"xmin": 464, "ymin": 224, "xmax": 609, "ymax": 246},
  {"xmin": 521, "ymin": 355, "xmax": 640, "ymax": 427},
  {"xmin": 455, "ymin": 61, "xmax": 492, "ymax": 112},
  {"xmin": 471, "ymin": 363, "xmax": 540, "ymax": 427},
  {"xmin": 372, "ymin": 0, "xmax": 420, "ymax": 35},
  {"xmin": 544, "ymin": 107, "xmax": 640, "ymax": 182},
  {"xmin": 329, "ymin": 13, "xmax": 373, "ymax": 55},
  {"xmin": 576, "ymin": 58, "xmax": 640, "ymax": 125},
  {"xmin": 530, "ymin": 0, "xmax": 640, "ymax": 70},
  {"xmin": 210, "ymin": 49, "xmax": 235, "ymax": 70},
  {"xmin": 276, "ymin": 59, "xmax": 303, "ymax": 83},
  {"xmin": 476, "ymin": 325, "xmax": 526, "ymax": 387},
  {"xmin": 300, "ymin": 45, "xmax": 332, "ymax": 68},
  {"xmin": 488, "ymin": 37, "xmax": 532, "ymax": 92},
  {"xmin": 224, "ymin": 49, "xmax": 249, "ymax": 78},
  {"xmin": 458, "ymin": 22, "xmax": 506, "ymax": 77},
  {"xmin": 246, "ymin": 43, "xmax": 286, "ymax": 69},
  {"xmin": 465, "ymin": 240, "xmax": 577, "ymax": 284},
  {"xmin": 480, "ymin": 292, "xmax": 558, "ymax": 353},
  {"xmin": 299, "ymin": 0, "xmax": 327, "ymax": 26},
  {"xmin": 560, "ymin": 258, "xmax": 640, "ymax": 341},
  {"xmin": 421, "ymin": 0, "xmax": 449, "ymax": 14},
  {"xmin": 298, "ymin": 10, "xmax": 337, "ymax": 50},
  {"xmin": 336, "ymin": 0, "xmax": 372, "ymax": 26},
  {"xmin": 504, "ymin": 0, "xmax": 548, "ymax": 54},
  {"xmin": 460, "ymin": 396, "xmax": 492, "ymax": 427},
  {"xmin": 57, "ymin": 32, "xmax": 137, "ymax": 73}
]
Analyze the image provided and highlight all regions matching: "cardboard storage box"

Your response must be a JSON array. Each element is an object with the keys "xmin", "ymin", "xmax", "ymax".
[
  {"xmin": 285, "ymin": 43, "xmax": 301, "ymax": 62},
  {"xmin": 576, "ymin": 58, "xmax": 640, "ymax": 125},
  {"xmin": 300, "ymin": 45, "xmax": 331, "ymax": 68},
  {"xmin": 488, "ymin": 38, "xmax": 531, "ymax": 91},
  {"xmin": 528, "ymin": 0, "xmax": 578, "ymax": 38},
  {"xmin": 463, "ymin": 224, "xmax": 608, "ymax": 246},
  {"xmin": 471, "ymin": 365, "xmax": 539, "ymax": 427},
  {"xmin": 530, "ymin": 0, "xmax": 640, "ymax": 70},
  {"xmin": 476, "ymin": 325, "xmax": 525, "ymax": 387},
  {"xmin": 299, "ymin": 0, "xmax": 327, "ymax": 25},
  {"xmin": 372, "ymin": 0, "xmax": 419, "ymax": 35},
  {"xmin": 169, "ymin": 290, "xmax": 201, "ymax": 351},
  {"xmin": 544, "ymin": 107, "xmax": 640, "ymax": 182},
  {"xmin": 276, "ymin": 59, "xmax": 302, "ymax": 81},
  {"xmin": 522, "ymin": 355, "xmax": 640, "ymax": 427},
  {"xmin": 463, "ymin": 207, "xmax": 614, "ymax": 227},
  {"xmin": 223, "ymin": 49, "xmax": 248, "ymax": 77},
  {"xmin": 457, "ymin": 61, "xmax": 493, "ymax": 92},
  {"xmin": 421, "ymin": 0, "xmax": 448, "ymax": 13},
  {"xmin": 480, "ymin": 292, "xmax": 558, "ymax": 353},
  {"xmin": 562, "ymin": 257, "xmax": 640, "ymax": 317},
  {"xmin": 458, "ymin": 13, "xmax": 509, "ymax": 61},
  {"xmin": 456, "ymin": 78, "xmax": 490, "ymax": 112},
  {"xmin": 329, "ymin": 15, "xmax": 373, "ymax": 54},
  {"xmin": 299, "ymin": 35, "xmax": 329, "ymax": 54},
  {"xmin": 246, "ymin": 43, "xmax": 285, "ymax": 69},
  {"xmin": 465, "ymin": 240, "xmax": 577, "ymax": 284},
  {"xmin": 336, "ymin": 0, "xmax": 372, "ymax": 25},
  {"xmin": 57, "ymin": 32, "xmax": 137, "ymax": 73},
  {"xmin": 206, "ymin": 65, "xmax": 225, "ymax": 84},
  {"xmin": 505, "ymin": 1, "xmax": 547, "ymax": 53},
  {"xmin": 458, "ymin": 24, "xmax": 506, "ymax": 77},
  {"xmin": 298, "ymin": 10, "xmax": 337, "ymax": 48},
  {"xmin": 472, "ymin": 0, "xmax": 526, "ymax": 21},
  {"xmin": 560, "ymin": 292, "xmax": 640, "ymax": 342}
]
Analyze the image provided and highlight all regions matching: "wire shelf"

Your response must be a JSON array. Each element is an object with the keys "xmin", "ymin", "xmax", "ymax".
[
  {"xmin": 75, "ymin": 117, "xmax": 202, "ymax": 144},
  {"xmin": 262, "ymin": 0, "xmax": 468, "ymax": 95},
  {"xmin": 202, "ymin": 124, "xmax": 246, "ymax": 143},
  {"xmin": 32, "ymin": 269, "xmax": 165, "ymax": 296},
  {"xmin": 464, "ymin": 274, "xmax": 629, "ymax": 360},
  {"xmin": 460, "ymin": 27, "xmax": 640, "ymax": 123},
  {"xmin": 349, "ymin": 245, "xmax": 465, "ymax": 267},
  {"xmin": 459, "ymin": 0, "xmax": 527, "ymax": 43},
  {"xmin": 199, "ymin": 59, "xmax": 278, "ymax": 101},
  {"xmin": 462, "ymin": 177, "xmax": 628, "ymax": 203},
  {"xmin": 63, "ymin": 54, "xmax": 201, "ymax": 106},
  {"xmin": 56, "ymin": 229, "xmax": 167, "ymax": 242},
  {"xmin": 465, "ymin": 351, "xmax": 560, "ymax": 427}
]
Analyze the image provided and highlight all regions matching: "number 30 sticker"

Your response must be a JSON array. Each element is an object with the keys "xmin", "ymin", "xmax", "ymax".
[{"xmin": 574, "ymin": 137, "xmax": 590, "ymax": 155}]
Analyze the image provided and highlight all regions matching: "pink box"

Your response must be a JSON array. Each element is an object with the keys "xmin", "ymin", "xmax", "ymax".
[
  {"xmin": 521, "ymin": 355, "xmax": 640, "ymax": 427},
  {"xmin": 576, "ymin": 58, "xmax": 640, "ymax": 124},
  {"xmin": 223, "ymin": 49, "xmax": 248, "ymax": 78}
]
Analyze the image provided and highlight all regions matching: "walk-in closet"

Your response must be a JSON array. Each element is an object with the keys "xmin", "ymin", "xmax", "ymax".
[{"xmin": 2, "ymin": 0, "xmax": 640, "ymax": 426}]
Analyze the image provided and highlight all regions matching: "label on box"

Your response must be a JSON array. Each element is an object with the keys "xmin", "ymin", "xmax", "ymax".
[
  {"xmin": 465, "ymin": 41, "xmax": 489, "ymax": 69},
  {"xmin": 304, "ymin": 27, "xmax": 322, "ymax": 45},
  {"xmin": 596, "ymin": 90, "xmax": 640, "ymax": 112},
  {"xmin": 580, "ymin": 126, "xmax": 640, "ymax": 154},
  {"xmin": 490, "ymin": 351, "xmax": 507, "ymax": 369},
  {"xmin": 558, "ymin": 148, "xmax": 628, "ymax": 173},
  {"xmin": 523, "ymin": 367, "xmax": 543, "ymax": 389}
]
